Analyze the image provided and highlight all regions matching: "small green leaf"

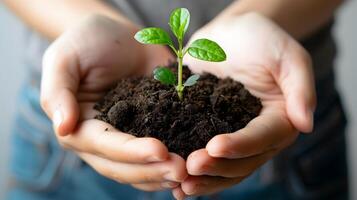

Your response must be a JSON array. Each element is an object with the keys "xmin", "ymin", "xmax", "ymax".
[
  {"xmin": 188, "ymin": 39, "xmax": 226, "ymax": 62},
  {"xmin": 169, "ymin": 8, "xmax": 190, "ymax": 40},
  {"xmin": 153, "ymin": 67, "xmax": 176, "ymax": 85},
  {"xmin": 134, "ymin": 27, "xmax": 173, "ymax": 46},
  {"xmin": 184, "ymin": 74, "xmax": 200, "ymax": 87}
]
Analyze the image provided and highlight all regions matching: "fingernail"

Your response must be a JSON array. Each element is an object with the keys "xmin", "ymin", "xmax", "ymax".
[
  {"xmin": 53, "ymin": 109, "xmax": 63, "ymax": 133},
  {"xmin": 161, "ymin": 181, "xmax": 179, "ymax": 188}
]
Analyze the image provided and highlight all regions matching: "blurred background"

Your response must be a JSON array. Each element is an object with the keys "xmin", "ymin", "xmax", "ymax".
[{"xmin": 0, "ymin": 1, "xmax": 356, "ymax": 199}]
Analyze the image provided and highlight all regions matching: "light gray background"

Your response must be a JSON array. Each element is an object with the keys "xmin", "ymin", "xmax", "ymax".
[{"xmin": 0, "ymin": 2, "xmax": 356, "ymax": 199}]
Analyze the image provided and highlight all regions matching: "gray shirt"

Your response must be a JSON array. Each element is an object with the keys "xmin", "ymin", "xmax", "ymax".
[
  {"xmin": 24, "ymin": 0, "xmax": 335, "ymax": 84},
  {"xmin": 24, "ymin": 0, "xmax": 233, "ymax": 77}
]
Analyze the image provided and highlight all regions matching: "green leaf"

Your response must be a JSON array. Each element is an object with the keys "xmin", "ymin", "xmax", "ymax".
[
  {"xmin": 184, "ymin": 74, "xmax": 200, "ymax": 87},
  {"xmin": 134, "ymin": 27, "xmax": 173, "ymax": 46},
  {"xmin": 188, "ymin": 39, "xmax": 226, "ymax": 62},
  {"xmin": 153, "ymin": 67, "xmax": 176, "ymax": 85},
  {"xmin": 169, "ymin": 8, "xmax": 190, "ymax": 40}
]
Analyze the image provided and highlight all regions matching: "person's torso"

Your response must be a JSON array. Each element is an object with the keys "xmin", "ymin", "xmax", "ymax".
[
  {"xmin": 23, "ymin": 0, "xmax": 336, "ymax": 84},
  {"xmin": 15, "ymin": 2, "xmax": 348, "ymax": 199}
]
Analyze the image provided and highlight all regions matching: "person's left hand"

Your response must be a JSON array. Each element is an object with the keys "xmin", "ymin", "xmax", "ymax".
[
  {"xmin": 172, "ymin": 12, "xmax": 316, "ymax": 199},
  {"xmin": 41, "ymin": 15, "xmax": 186, "ymax": 192}
]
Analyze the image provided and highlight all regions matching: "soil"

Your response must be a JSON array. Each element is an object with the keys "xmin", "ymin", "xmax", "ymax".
[{"xmin": 94, "ymin": 63, "xmax": 262, "ymax": 159}]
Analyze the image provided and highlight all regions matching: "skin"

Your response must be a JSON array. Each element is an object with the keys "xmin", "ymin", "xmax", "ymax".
[
  {"xmin": 41, "ymin": 15, "xmax": 186, "ymax": 191},
  {"xmin": 173, "ymin": 12, "xmax": 315, "ymax": 199},
  {"xmin": 2, "ymin": 0, "xmax": 343, "ymax": 198},
  {"xmin": 3, "ymin": 0, "xmax": 134, "ymax": 39},
  {"xmin": 223, "ymin": 0, "xmax": 344, "ymax": 40}
]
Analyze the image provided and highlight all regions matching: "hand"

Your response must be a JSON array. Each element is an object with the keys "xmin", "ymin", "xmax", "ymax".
[
  {"xmin": 40, "ymin": 15, "xmax": 187, "ymax": 191},
  {"xmin": 173, "ymin": 12, "xmax": 316, "ymax": 199}
]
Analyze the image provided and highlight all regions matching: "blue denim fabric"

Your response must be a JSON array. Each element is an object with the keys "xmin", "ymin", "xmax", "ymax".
[
  {"xmin": 7, "ymin": 82, "xmax": 149, "ymax": 200},
  {"xmin": 6, "ymin": 82, "xmax": 289, "ymax": 200}
]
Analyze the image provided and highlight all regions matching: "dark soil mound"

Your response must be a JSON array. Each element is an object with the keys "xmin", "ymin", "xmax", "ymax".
[{"xmin": 94, "ymin": 64, "xmax": 262, "ymax": 158}]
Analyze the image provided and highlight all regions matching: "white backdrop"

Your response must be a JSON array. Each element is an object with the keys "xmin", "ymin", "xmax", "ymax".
[{"xmin": 0, "ymin": 2, "xmax": 356, "ymax": 199}]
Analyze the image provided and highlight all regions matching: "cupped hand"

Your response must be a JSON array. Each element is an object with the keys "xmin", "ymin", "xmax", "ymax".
[
  {"xmin": 173, "ymin": 12, "xmax": 316, "ymax": 199},
  {"xmin": 40, "ymin": 15, "xmax": 187, "ymax": 191}
]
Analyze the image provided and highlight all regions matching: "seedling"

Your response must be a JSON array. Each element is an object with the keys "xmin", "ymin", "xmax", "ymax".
[{"xmin": 134, "ymin": 8, "xmax": 226, "ymax": 100}]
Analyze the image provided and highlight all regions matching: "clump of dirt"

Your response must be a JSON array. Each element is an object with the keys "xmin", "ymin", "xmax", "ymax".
[{"xmin": 94, "ymin": 64, "xmax": 262, "ymax": 158}]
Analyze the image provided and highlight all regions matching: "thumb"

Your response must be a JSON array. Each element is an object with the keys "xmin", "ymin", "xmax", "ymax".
[
  {"xmin": 41, "ymin": 40, "xmax": 80, "ymax": 136},
  {"xmin": 278, "ymin": 42, "xmax": 316, "ymax": 133}
]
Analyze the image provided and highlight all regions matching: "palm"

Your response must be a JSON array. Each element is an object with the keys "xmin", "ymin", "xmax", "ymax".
[
  {"xmin": 46, "ymin": 16, "xmax": 173, "ymax": 121},
  {"xmin": 185, "ymin": 13, "xmax": 312, "ymax": 133},
  {"xmin": 175, "ymin": 13, "xmax": 315, "ymax": 196},
  {"xmin": 186, "ymin": 13, "xmax": 294, "ymax": 111},
  {"xmin": 68, "ymin": 16, "xmax": 172, "ymax": 103},
  {"xmin": 43, "ymin": 16, "xmax": 188, "ymax": 192}
]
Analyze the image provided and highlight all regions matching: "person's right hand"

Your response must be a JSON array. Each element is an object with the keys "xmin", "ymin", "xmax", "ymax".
[{"xmin": 40, "ymin": 15, "xmax": 187, "ymax": 191}]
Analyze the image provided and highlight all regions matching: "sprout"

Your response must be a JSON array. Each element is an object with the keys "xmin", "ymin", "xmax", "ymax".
[{"xmin": 134, "ymin": 8, "xmax": 226, "ymax": 100}]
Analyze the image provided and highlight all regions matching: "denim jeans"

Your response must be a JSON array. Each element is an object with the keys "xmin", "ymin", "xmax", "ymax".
[{"xmin": 6, "ymin": 76, "xmax": 348, "ymax": 200}]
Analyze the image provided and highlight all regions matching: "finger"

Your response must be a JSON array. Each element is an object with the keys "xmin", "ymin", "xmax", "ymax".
[
  {"xmin": 132, "ymin": 181, "xmax": 179, "ymax": 192},
  {"xmin": 172, "ymin": 187, "xmax": 186, "ymax": 200},
  {"xmin": 76, "ymin": 91, "xmax": 105, "ymax": 103},
  {"xmin": 78, "ymin": 103, "xmax": 99, "ymax": 121},
  {"xmin": 187, "ymin": 149, "xmax": 276, "ymax": 177},
  {"xmin": 277, "ymin": 42, "xmax": 316, "ymax": 133},
  {"xmin": 206, "ymin": 109, "xmax": 297, "ymax": 158},
  {"xmin": 181, "ymin": 175, "xmax": 244, "ymax": 196},
  {"xmin": 59, "ymin": 119, "xmax": 169, "ymax": 163},
  {"xmin": 79, "ymin": 152, "xmax": 187, "ymax": 184},
  {"xmin": 41, "ymin": 39, "xmax": 80, "ymax": 136}
]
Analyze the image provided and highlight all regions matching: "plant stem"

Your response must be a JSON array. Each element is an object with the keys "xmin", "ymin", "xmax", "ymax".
[
  {"xmin": 177, "ymin": 55, "xmax": 183, "ymax": 100},
  {"xmin": 176, "ymin": 39, "xmax": 184, "ymax": 100}
]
